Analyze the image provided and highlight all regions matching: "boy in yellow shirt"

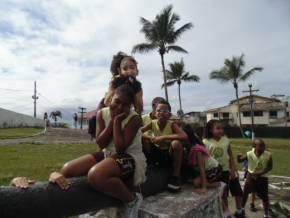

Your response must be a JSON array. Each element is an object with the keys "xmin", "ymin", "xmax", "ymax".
[
  {"xmin": 142, "ymin": 100, "xmax": 188, "ymax": 192},
  {"xmin": 237, "ymin": 138, "xmax": 273, "ymax": 218},
  {"xmin": 142, "ymin": 97, "xmax": 165, "ymax": 127}
]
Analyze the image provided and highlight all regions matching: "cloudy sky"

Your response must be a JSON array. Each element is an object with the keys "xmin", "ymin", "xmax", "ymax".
[{"xmin": 0, "ymin": 0, "xmax": 289, "ymax": 120}]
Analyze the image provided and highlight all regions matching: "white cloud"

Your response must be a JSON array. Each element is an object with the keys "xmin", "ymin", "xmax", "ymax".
[{"xmin": 0, "ymin": 0, "xmax": 289, "ymax": 120}]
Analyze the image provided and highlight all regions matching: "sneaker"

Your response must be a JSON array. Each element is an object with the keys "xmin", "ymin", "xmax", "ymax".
[
  {"xmin": 223, "ymin": 210, "xmax": 232, "ymax": 218},
  {"xmin": 167, "ymin": 176, "xmax": 181, "ymax": 192},
  {"xmin": 250, "ymin": 203, "xmax": 258, "ymax": 212},
  {"xmin": 234, "ymin": 210, "xmax": 245, "ymax": 218},
  {"xmin": 125, "ymin": 193, "xmax": 143, "ymax": 218}
]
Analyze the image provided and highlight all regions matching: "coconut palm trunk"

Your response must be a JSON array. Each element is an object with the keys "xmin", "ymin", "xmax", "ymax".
[
  {"xmin": 177, "ymin": 81, "xmax": 182, "ymax": 111},
  {"xmin": 234, "ymin": 81, "xmax": 244, "ymax": 137},
  {"xmin": 160, "ymin": 51, "xmax": 169, "ymax": 101}
]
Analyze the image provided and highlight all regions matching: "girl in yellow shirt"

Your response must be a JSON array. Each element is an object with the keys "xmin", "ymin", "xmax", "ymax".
[{"xmin": 203, "ymin": 120, "xmax": 244, "ymax": 218}]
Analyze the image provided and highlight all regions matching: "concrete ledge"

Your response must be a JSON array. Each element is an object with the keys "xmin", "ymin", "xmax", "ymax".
[{"xmin": 139, "ymin": 184, "xmax": 223, "ymax": 218}]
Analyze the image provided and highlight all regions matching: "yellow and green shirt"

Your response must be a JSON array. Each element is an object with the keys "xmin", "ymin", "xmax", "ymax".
[
  {"xmin": 203, "ymin": 136, "xmax": 230, "ymax": 171},
  {"xmin": 151, "ymin": 119, "xmax": 174, "ymax": 150},
  {"xmin": 247, "ymin": 149, "xmax": 272, "ymax": 177},
  {"xmin": 142, "ymin": 112, "xmax": 155, "ymax": 136}
]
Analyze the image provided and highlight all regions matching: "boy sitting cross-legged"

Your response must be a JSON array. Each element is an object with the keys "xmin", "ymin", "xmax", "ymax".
[{"xmin": 141, "ymin": 100, "xmax": 188, "ymax": 192}]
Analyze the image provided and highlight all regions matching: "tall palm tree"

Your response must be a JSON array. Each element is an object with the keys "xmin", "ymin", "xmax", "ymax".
[
  {"xmin": 210, "ymin": 54, "xmax": 263, "ymax": 136},
  {"xmin": 50, "ymin": 110, "xmax": 62, "ymax": 124},
  {"xmin": 132, "ymin": 5, "xmax": 193, "ymax": 101},
  {"xmin": 162, "ymin": 59, "xmax": 200, "ymax": 115}
]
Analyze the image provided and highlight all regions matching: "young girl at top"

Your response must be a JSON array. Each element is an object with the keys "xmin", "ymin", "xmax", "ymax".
[
  {"xmin": 182, "ymin": 124, "xmax": 224, "ymax": 194},
  {"xmin": 88, "ymin": 52, "xmax": 143, "ymax": 138},
  {"xmin": 11, "ymin": 84, "xmax": 147, "ymax": 218},
  {"xmin": 104, "ymin": 51, "xmax": 143, "ymax": 114},
  {"xmin": 203, "ymin": 120, "xmax": 244, "ymax": 218}
]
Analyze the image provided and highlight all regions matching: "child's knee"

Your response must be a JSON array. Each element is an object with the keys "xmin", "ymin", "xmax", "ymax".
[
  {"xmin": 61, "ymin": 162, "xmax": 73, "ymax": 177},
  {"xmin": 87, "ymin": 166, "xmax": 103, "ymax": 188},
  {"xmin": 171, "ymin": 140, "xmax": 183, "ymax": 151}
]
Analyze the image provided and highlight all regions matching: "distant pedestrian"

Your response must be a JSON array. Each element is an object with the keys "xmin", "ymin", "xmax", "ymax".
[
  {"xmin": 73, "ymin": 113, "xmax": 78, "ymax": 129},
  {"xmin": 44, "ymin": 112, "xmax": 48, "ymax": 127}
]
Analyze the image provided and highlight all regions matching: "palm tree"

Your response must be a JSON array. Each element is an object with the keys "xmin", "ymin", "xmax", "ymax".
[
  {"xmin": 162, "ymin": 59, "xmax": 200, "ymax": 115},
  {"xmin": 210, "ymin": 54, "xmax": 263, "ymax": 136},
  {"xmin": 132, "ymin": 5, "xmax": 193, "ymax": 101},
  {"xmin": 50, "ymin": 110, "xmax": 62, "ymax": 124}
]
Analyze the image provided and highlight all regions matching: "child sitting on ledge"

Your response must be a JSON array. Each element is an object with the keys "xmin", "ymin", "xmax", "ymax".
[
  {"xmin": 10, "ymin": 84, "xmax": 147, "ymax": 218},
  {"xmin": 141, "ymin": 99, "xmax": 188, "ymax": 192},
  {"xmin": 182, "ymin": 124, "xmax": 225, "ymax": 194}
]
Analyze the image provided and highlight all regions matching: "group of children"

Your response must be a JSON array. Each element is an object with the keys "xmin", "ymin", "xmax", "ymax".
[{"xmin": 10, "ymin": 52, "xmax": 273, "ymax": 218}]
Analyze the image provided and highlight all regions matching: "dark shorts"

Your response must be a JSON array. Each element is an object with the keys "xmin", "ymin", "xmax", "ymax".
[
  {"xmin": 244, "ymin": 174, "xmax": 268, "ymax": 201},
  {"xmin": 91, "ymin": 151, "xmax": 135, "ymax": 180},
  {"xmin": 206, "ymin": 165, "xmax": 223, "ymax": 183},
  {"xmin": 146, "ymin": 145, "xmax": 172, "ymax": 166},
  {"xmin": 220, "ymin": 171, "xmax": 243, "ymax": 198}
]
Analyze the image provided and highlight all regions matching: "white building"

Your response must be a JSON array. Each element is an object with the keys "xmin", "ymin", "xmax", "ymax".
[
  {"xmin": 0, "ymin": 107, "xmax": 44, "ymax": 128},
  {"xmin": 205, "ymin": 95, "xmax": 289, "ymax": 127}
]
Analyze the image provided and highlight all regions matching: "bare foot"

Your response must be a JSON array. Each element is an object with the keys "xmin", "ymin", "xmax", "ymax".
[{"xmin": 10, "ymin": 177, "xmax": 35, "ymax": 189}]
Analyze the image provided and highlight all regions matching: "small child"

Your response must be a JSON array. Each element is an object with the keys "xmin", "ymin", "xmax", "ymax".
[
  {"xmin": 183, "ymin": 124, "xmax": 224, "ymax": 194},
  {"xmin": 141, "ymin": 100, "xmax": 188, "ymax": 192},
  {"xmin": 88, "ymin": 52, "xmax": 143, "ymax": 138},
  {"xmin": 203, "ymin": 120, "xmax": 244, "ymax": 218},
  {"xmin": 237, "ymin": 138, "xmax": 273, "ymax": 218},
  {"xmin": 241, "ymin": 152, "xmax": 257, "ymax": 212},
  {"xmin": 104, "ymin": 52, "xmax": 143, "ymax": 114}
]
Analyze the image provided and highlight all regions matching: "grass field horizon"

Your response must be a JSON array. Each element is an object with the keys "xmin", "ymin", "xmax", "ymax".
[{"xmin": 0, "ymin": 137, "xmax": 289, "ymax": 186}]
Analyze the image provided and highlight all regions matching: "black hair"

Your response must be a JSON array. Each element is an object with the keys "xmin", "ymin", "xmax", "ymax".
[
  {"xmin": 253, "ymin": 138, "xmax": 266, "ymax": 148},
  {"xmin": 114, "ymin": 84, "xmax": 135, "ymax": 104},
  {"xmin": 203, "ymin": 119, "xmax": 222, "ymax": 139},
  {"xmin": 110, "ymin": 51, "xmax": 138, "ymax": 76},
  {"xmin": 151, "ymin": 97, "xmax": 166, "ymax": 108},
  {"xmin": 157, "ymin": 100, "xmax": 171, "ymax": 112},
  {"xmin": 182, "ymin": 124, "xmax": 203, "ymax": 146},
  {"xmin": 110, "ymin": 76, "xmax": 142, "ymax": 94}
]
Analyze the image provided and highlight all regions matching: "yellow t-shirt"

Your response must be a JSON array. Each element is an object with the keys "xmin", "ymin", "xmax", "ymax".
[
  {"xmin": 203, "ymin": 136, "xmax": 230, "ymax": 171},
  {"xmin": 247, "ymin": 149, "xmax": 272, "ymax": 177},
  {"xmin": 142, "ymin": 112, "xmax": 155, "ymax": 136},
  {"xmin": 142, "ymin": 112, "xmax": 154, "ymax": 126},
  {"xmin": 151, "ymin": 119, "xmax": 174, "ymax": 150}
]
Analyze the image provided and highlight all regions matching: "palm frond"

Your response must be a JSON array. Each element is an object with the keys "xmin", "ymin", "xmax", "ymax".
[
  {"xmin": 166, "ymin": 45, "xmax": 188, "ymax": 53},
  {"xmin": 182, "ymin": 73, "xmax": 200, "ymax": 82},
  {"xmin": 132, "ymin": 43, "xmax": 157, "ymax": 54},
  {"xmin": 239, "ymin": 67, "xmax": 263, "ymax": 81},
  {"xmin": 161, "ymin": 80, "xmax": 176, "ymax": 89},
  {"xmin": 210, "ymin": 69, "xmax": 231, "ymax": 83},
  {"xmin": 170, "ymin": 22, "xmax": 193, "ymax": 42}
]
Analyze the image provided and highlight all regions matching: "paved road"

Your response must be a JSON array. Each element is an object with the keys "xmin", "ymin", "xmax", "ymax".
[{"xmin": 0, "ymin": 128, "xmax": 93, "ymax": 145}]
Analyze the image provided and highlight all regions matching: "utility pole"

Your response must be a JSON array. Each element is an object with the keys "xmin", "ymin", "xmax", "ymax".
[
  {"xmin": 32, "ymin": 81, "xmax": 39, "ymax": 118},
  {"xmin": 243, "ymin": 84, "xmax": 259, "ymax": 140},
  {"xmin": 78, "ymin": 107, "xmax": 87, "ymax": 130}
]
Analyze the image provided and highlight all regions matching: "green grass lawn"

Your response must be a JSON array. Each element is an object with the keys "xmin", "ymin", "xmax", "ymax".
[
  {"xmin": 0, "ymin": 128, "xmax": 44, "ymax": 139},
  {"xmin": 0, "ymin": 143, "xmax": 96, "ymax": 185},
  {"xmin": 231, "ymin": 138, "xmax": 290, "ymax": 177},
  {"xmin": 0, "ymin": 138, "xmax": 289, "ymax": 186}
]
